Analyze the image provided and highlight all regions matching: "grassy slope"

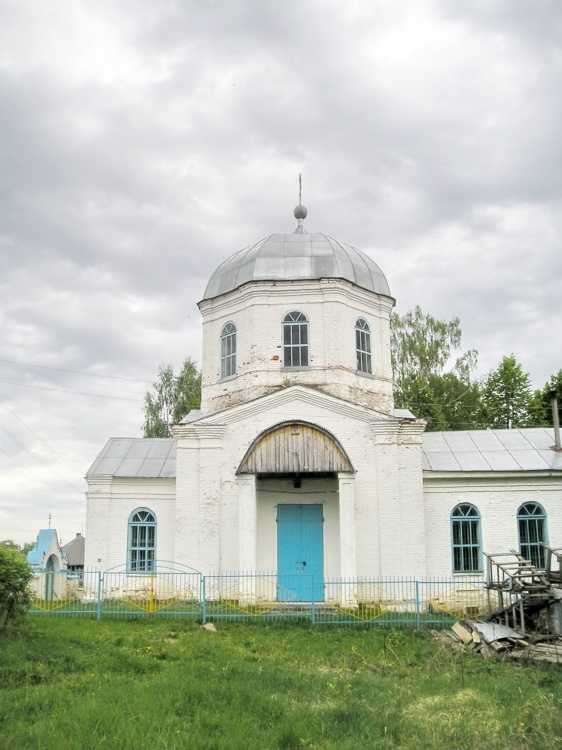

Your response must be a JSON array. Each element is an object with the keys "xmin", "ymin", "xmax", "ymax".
[{"xmin": 0, "ymin": 618, "xmax": 561, "ymax": 749}]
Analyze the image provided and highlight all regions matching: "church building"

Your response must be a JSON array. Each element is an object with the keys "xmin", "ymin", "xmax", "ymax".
[{"xmin": 85, "ymin": 205, "xmax": 562, "ymax": 600}]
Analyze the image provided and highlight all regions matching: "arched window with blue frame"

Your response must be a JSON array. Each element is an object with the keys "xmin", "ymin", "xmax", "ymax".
[
  {"xmin": 355, "ymin": 318, "xmax": 372, "ymax": 374},
  {"xmin": 221, "ymin": 322, "xmax": 237, "ymax": 379},
  {"xmin": 518, "ymin": 503, "xmax": 547, "ymax": 569},
  {"xmin": 283, "ymin": 311, "xmax": 309, "ymax": 367},
  {"xmin": 128, "ymin": 508, "xmax": 156, "ymax": 572},
  {"xmin": 451, "ymin": 503, "xmax": 481, "ymax": 573}
]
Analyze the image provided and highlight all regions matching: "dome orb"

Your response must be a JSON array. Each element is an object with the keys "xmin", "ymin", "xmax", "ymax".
[{"xmin": 293, "ymin": 204, "xmax": 308, "ymax": 220}]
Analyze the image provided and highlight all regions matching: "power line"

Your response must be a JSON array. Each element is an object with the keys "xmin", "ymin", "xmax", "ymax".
[
  {"xmin": 0, "ymin": 358, "xmax": 153, "ymax": 384},
  {"xmin": 0, "ymin": 445, "xmax": 83, "ymax": 501},
  {"xmin": 0, "ymin": 380, "xmax": 144, "ymax": 402},
  {"xmin": 0, "ymin": 423, "xmax": 84, "ymax": 492},
  {"xmin": 0, "ymin": 399, "xmax": 83, "ymax": 474}
]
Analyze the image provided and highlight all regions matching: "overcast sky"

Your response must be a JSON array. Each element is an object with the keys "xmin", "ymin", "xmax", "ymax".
[{"xmin": 1, "ymin": 0, "xmax": 561, "ymax": 547}]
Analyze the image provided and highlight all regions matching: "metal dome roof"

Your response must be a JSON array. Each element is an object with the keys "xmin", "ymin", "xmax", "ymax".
[{"xmin": 202, "ymin": 211, "xmax": 391, "ymax": 301}]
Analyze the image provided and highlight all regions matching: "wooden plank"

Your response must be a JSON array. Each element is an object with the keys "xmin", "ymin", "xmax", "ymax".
[
  {"xmin": 238, "ymin": 422, "xmax": 353, "ymax": 474},
  {"xmin": 452, "ymin": 622, "xmax": 473, "ymax": 643}
]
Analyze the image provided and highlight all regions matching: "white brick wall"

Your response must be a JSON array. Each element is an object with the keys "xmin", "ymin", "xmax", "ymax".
[
  {"xmin": 423, "ymin": 474, "xmax": 562, "ymax": 578},
  {"xmin": 85, "ymin": 478, "xmax": 176, "ymax": 571},
  {"xmin": 87, "ymin": 421, "xmax": 562, "ymax": 580},
  {"xmin": 173, "ymin": 387, "xmax": 427, "ymax": 577},
  {"xmin": 198, "ymin": 279, "xmax": 394, "ymax": 414}
]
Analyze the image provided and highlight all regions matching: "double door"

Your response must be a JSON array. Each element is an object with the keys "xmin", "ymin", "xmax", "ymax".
[{"xmin": 277, "ymin": 504, "xmax": 324, "ymax": 602}]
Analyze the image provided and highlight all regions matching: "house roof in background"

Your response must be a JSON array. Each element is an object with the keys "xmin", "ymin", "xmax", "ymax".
[{"xmin": 61, "ymin": 533, "xmax": 85, "ymax": 567}]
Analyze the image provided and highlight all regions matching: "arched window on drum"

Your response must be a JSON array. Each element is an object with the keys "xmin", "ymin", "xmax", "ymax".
[
  {"xmin": 220, "ymin": 322, "xmax": 237, "ymax": 379},
  {"xmin": 282, "ymin": 311, "xmax": 309, "ymax": 368},
  {"xmin": 355, "ymin": 318, "xmax": 372, "ymax": 375}
]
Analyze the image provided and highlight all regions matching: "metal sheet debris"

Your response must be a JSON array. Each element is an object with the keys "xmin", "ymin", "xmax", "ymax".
[{"xmin": 470, "ymin": 621, "xmax": 524, "ymax": 643}]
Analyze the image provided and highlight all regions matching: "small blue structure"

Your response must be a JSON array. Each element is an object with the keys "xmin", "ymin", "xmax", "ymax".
[{"xmin": 27, "ymin": 529, "xmax": 67, "ymax": 572}]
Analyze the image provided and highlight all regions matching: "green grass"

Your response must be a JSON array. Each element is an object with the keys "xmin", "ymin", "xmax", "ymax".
[{"xmin": 1, "ymin": 619, "xmax": 561, "ymax": 749}]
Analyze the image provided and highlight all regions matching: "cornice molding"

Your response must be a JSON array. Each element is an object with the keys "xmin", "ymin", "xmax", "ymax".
[
  {"xmin": 192, "ymin": 385, "xmax": 396, "ymax": 427},
  {"xmin": 423, "ymin": 469, "xmax": 562, "ymax": 482},
  {"xmin": 198, "ymin": 278, "xmax": 395, "ymax": 318},
  {"xmin": 397, "ymin": 421, "xmax": 426, "ymax": 444}
]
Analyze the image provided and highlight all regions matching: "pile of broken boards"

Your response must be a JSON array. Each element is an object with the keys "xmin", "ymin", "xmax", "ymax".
[{"xmin": 435, "ymin": 619, "xmax": 562, "ymax": 665}]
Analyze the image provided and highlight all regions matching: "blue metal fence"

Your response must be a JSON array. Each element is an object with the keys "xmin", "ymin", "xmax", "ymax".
[{"xmin": 28, "ymin": 569, "xmax": 488, "ymax": 626}]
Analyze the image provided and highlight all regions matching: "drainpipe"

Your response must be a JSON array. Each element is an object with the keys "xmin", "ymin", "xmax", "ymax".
[{"xmin": 550, "ymin": 389, "xmax": 561, "ymax": 450}]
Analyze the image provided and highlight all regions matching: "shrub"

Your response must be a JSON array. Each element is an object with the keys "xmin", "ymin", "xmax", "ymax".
[{"xmin": 0, "ymin": 546, "xmax": 33, "ymax": 629}]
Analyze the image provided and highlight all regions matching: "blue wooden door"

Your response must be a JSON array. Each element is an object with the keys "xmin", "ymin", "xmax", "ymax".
[{"xmin": 277, "ymin": 504, "xmax": 324, "ymax": 602}]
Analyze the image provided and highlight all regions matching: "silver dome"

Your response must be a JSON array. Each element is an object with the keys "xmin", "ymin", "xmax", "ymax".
[{"xmin": 202, "ymin": 231, "xmax": 391, "ymax": 301}]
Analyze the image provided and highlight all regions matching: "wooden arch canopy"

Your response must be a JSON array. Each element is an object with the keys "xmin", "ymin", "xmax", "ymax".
[{"xmin": 237, "ymin": 421, "xmax": 354, "ymax": 475}]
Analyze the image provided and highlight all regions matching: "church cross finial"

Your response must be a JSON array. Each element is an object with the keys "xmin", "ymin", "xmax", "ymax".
[{"xmin": 293, "ymin": 175, "xmax": 308, "ymax": 233}]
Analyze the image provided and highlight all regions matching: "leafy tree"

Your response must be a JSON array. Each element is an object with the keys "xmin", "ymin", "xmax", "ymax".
[
  {"xmin": 21, "ymin": 541, "xmax": 35, "ymax": 556},
  {"xmin": 391, "ymin": 306, "xmax": 480, "ymax": 430},
  {"xmin": 481, "ymin": 355, "xmax": 535, "ymax": 429},
  {"xmin": 0, "ymin": 540, "xmax": 21, "ymax": 551},
  {"xmin": 0, "ymin": 546, "xmax": 33, "ymax": 629},
  {"xmin": 396, "ymin": 378, "xmax": 448, "ymax": 431},
  {"xmin": 428, "ymin": 373, "xmax": 484, "ymax": 431},
  {"xmin": 529, "ymin": 369, "xmax": 562, "ymax": 427},
  {"xmin": 0, "ymin": 540, "xmax": 34, "ymax": 558},
  {"xmin": 143, "ymin": 357, "xmax": 201, "ymax": 437}
]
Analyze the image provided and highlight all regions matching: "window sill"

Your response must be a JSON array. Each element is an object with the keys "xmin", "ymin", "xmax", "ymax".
[
  {"xmin": 356, "ymin": 370, "xmax": 374, "ymax": 379},
  {"xmin": 126, "ymin": 568, "xmax": 156, "ymax": 575},
  {"xmin": 281, "ymin": 366, "xmax": 311, "ymax": 372},
  {"xmin": 452, "ymin": 571, "xmax": 484, "ymax": 577}
]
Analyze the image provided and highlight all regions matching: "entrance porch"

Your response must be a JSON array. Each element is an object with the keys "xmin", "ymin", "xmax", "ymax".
[
  {"xmin": 236, "ymin": 420, "xmax": 357, "ymax": 603},
  {"xmin": 237, "ymin": 472, "xmax": 357, "ymax": 603}
]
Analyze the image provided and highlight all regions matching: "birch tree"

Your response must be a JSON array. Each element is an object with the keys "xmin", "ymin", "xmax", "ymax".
[
  {"xmin": 391, "ymin": 306, "xmax": 481, "ymax": 430},
  {"xmin": 143, "ymin": 357, "xmax": 201, "ymax": 437},
  {"xmin": 481, "ymin": 355, "xmax": 534, "ymax": 429}
]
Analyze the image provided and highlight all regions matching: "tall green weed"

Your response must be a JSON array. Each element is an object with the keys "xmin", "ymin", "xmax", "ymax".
[{"xmin": 0, "ymin": 619, "xmax": 560, "ymax": 749}]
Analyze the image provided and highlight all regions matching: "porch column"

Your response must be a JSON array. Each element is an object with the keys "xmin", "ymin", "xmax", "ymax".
[
  {"xmin": 338, "ymin": 472, "xmax": 357, "ymax": 581},
  {"xmin": 192, "ymin": 424, "xmax": 227, "ymax": 573},
  {"xmin": 238, "ymin": 474, "xmax": 257, "ymax": 571}
]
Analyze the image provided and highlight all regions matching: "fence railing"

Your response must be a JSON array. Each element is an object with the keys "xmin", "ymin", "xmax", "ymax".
[{"xmin": 28, "ymin": 569, "xmax": 489, "ymax": 626}]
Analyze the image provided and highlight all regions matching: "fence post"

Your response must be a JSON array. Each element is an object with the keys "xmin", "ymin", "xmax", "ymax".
[
  {"xmin": 96, "ymin": 573, "xmax": 103, "ymax": 621},
  {"xmin": 311, "ymin": 576, "xmax": 315, "ymax": 626},
  {"xmin": 415, "ymin": 580, "xmax": 420, "ymax": 629},
  {"xmin": 201, "ymin": 576, "xmax": 206, "ymax": 624}
]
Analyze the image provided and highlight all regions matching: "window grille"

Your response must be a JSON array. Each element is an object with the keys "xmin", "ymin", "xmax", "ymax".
[
  {"xmin": 451, "ymin": 504, "xmax": 481, "ymax": 572},
  {"xmin": 221, "ymin": 322, "xmax": 236, "ymax": 379},
  {"xmin": 518, "ymin": 503, "xmax": 547, "ymax": 569},
  {"xmin": 128, "ymin": 509, "xmax": 156, "ymax": 572},
  {"xmin": 283, "ymin": 312, "xmax": 309, "ymax": 367},
  {"xmin": 355, "ymin": 318, "xmax": 372, "ymax": 374}
]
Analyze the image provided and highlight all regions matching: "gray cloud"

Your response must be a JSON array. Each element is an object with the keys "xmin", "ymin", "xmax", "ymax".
[{"xmin": 1, "ymin": 0, "xmax": 561, "ymax": 544}]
